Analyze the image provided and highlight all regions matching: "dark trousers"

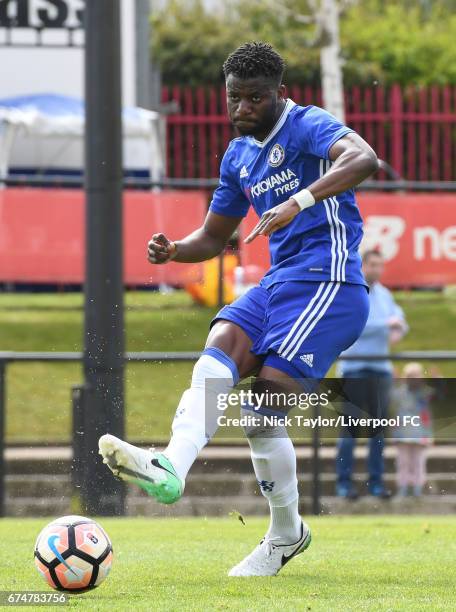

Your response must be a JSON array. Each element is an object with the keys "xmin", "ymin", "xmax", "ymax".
[{"xmin": 336, "ymin": 369, "xmax": 392, "ymax": 493}]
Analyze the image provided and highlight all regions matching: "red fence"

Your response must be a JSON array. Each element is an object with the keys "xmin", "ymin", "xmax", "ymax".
[{"xmin": 162, "ymin": 84, "xmax": 456, "ymax": 182}]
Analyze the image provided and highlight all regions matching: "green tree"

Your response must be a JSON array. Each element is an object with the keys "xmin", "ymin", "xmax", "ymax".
[
  {"xmin": 151, "ymin": 0, "xmax": 456, "ymax": 86},
  {"xmin": 341, "ymin": 0, "xmax": 456, "ymax": 85},
  {"xmin": 151, "ymin": 0, "xmax": 320, "ymax": 86}
]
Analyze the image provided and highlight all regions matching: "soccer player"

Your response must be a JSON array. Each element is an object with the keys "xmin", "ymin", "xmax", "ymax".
[{"xmin": 99, "ymin": 42, "xmax": 377, "ymax": 576}]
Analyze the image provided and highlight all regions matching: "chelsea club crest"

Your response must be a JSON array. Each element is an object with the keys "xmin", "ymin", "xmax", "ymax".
[{"xmin": 268, "ymin": 143, "xmax": 285, "ymax": 167}]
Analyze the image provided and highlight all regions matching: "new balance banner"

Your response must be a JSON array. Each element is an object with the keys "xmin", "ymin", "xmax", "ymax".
[{"xmin": 240, "ymin": 193, "xmax": 456, "ymax": 287}]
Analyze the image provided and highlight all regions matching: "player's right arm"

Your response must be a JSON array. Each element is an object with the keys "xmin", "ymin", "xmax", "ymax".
[
  {"xmin": 148, "ymin": 144, "xmax": 250, "ymax": 265},
  {"xmin": 147, "ymin": 212, "xmax": 243, "ymax": 264}
]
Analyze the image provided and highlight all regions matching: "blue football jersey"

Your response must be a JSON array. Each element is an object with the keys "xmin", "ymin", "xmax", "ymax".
[{"xmin": 209, "ymin": 99, "xmax": 366, "ymax": 288}]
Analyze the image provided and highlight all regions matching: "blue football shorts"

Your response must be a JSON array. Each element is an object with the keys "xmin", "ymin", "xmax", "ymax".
[{"xmin": 211, "ymin": 280, "xmax": 369, "ymax": 380}]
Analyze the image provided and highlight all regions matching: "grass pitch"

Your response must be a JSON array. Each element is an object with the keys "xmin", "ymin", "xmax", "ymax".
[
  {"xmin": 0, "ymin": 516, "xmax": 455, "ymax": 611},
  {"xmin": 2, "ymin": 289, "xmax": 456, "ymax": 444}
]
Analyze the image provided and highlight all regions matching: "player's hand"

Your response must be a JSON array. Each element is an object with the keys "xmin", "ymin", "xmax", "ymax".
[
  {"xmin": 244, "ymin": 198, "xmax": 301, "ymax": 244},
  {"xmin": 147, "ymin": 233, "xmax": 177, "ymax": 264}
]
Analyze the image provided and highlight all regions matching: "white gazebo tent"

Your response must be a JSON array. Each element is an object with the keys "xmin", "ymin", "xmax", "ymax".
[{"xmin": 0, "ymin": 93, "xmax": 165, "ymax": 183}]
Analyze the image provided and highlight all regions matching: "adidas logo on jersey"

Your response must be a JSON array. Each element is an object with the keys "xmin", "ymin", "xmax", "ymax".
[
  {"xmin": 299, "ymin": 353, "xmax": 314, "ymax": 367},
  {"xmin": 240, "ymin": 165, "xmax": 249, "ymax": 178}
]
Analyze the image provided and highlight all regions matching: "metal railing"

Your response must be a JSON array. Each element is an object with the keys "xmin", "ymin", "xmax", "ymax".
[
  {"xmin": 3, "ymin": 174, "xmax": 456, "ymax": 192},
  {"xmin": 0, "ymin": 349, "xmax": 455, "ymax": 517}
]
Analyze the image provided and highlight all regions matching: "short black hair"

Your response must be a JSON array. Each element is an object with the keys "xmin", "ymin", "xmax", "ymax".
[{"xmin": 223, "ymin": 42, "xmax": 285, "ymax": 85}]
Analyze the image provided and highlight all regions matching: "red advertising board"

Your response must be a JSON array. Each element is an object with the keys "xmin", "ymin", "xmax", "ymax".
[
  {"xmin": 1, "ymin": 189, "xmax": 455, "ymax": 288},
  {"xmin": 240, "ymin": 193, "xmax": 456, "ymax": 288},
  {"xmin": 0, "ymin": 188, "xmax": 206, "ymax": 285}
]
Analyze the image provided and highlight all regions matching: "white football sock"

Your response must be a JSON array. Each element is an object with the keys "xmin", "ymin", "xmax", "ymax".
[
  {"xmin": 268, "ymin": 497, "xmax": 301, "ymax": 543},
  {"xmin": 246, "ymin": 425, "xmax": 301, "ymax": 544},
  {"xmin": 163, "ymin": 348, "xmax": 238, "ymax": 482}
]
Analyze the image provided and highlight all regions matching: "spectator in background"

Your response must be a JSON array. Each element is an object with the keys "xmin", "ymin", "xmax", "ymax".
[
  {"xmin": 392, "ymin": 362, "xmax": 434, "ymax": 497},
  {"xmin": 335, "ymin": 250, "xmax": 409, "ymax": 499}
]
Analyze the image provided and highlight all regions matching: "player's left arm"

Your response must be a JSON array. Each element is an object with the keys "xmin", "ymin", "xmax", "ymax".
[
  {"xmin": 307, "ymin": 132, "xmax": 378, "ymax": 201},
  {"xmin": 245, "ymin": 132, "xmax": 378, "ymax": 243}
]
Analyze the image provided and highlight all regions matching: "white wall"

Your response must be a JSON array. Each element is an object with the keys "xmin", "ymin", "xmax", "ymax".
[{"xmin": 0, "ymin": 0, "xmax": 137, "ymax": 107}]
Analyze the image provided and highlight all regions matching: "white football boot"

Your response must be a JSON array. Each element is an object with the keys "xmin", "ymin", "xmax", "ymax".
[
  {"xmin": 228, "ymin": 522, "xmax": 311, "ymax": 577},
  {"xmin": 98, "ymin": 434, "xmax": 183, "ymax": 504}
]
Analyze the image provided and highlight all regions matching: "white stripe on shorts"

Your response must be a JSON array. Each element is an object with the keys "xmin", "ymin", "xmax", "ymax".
[
  {"xmin": 286, "ymin": 282, "xmax": 341, "ymax": 362},
  {"xmin": 277, "ymin": 281, "xmax": 327, "ymax": 356},
  {"xmin": 279, "ymin": 281, "xmax": 336, "ymax": 360}
]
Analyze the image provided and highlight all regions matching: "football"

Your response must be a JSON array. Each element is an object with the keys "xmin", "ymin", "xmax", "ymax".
[{"xmin": 34, "ymin": 515, "xmax": 113, "ymax": 592}]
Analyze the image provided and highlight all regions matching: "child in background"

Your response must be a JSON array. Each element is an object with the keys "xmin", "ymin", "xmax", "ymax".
[{"xmin": 392, "ymin": 362, "xmax": 434, "ymax": 497}]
